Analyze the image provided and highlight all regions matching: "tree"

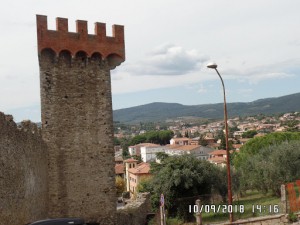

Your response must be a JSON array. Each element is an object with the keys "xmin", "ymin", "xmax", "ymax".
[
  {"xmin": 156, "ymin": 152, "xmax": 169, "ymax": 162},
  {"xmin": 130, "ymin": 134, "xmax": 147, "ymax": 145},
  {"xmin": 184, "ymin": 131, "xmax": 189, "ymax": 138},
  {"xmin": 211, "ymin": 166, "xmax": 241, "ymax": 202},
  {"xmin": 146, "ymin": 131, "xmax": 159, "ymax": 143},
  {"xmin": 116, "ymin": 176, "xmax": 126, "ymax": 195},
  {"xmin": 234, "ymin": 132, "xmax": 300, "ymax": 168},
  {"xmin": 234, "ymin": 136, "xmax": 300, "ymax": 196},
  {"xmin": 149, "ymin": 155, "xmax": 219, "ymax": 221},
  {"xmin": 158, "ymin": 130, "xmax": 174, "ymax": 145},
  {"xmin": 229, "ymin": 126, "xmax": 239, "ymax": 138},
  {"xmin": 113, "ymin": 137, "xmax": 121, "ymax": 146},
  {"xmin": 242, "ymin": 130, "xmax": 257, "ymax": 138},
  {"xmin": 175, "ymin": 131, "xmax": 183, "ymax": 138},
  {"xmin": 137, "ymin": 176, "xmax": 153, "ymax": 193},
  {"xmin": 282, "ymin": 120, "xmax": 300, "ymax": 132},
  {"xmin": 132, "ymin": 155, "xmax": 142, "ymax": 163},
  {"xmin": 218, "ymin": 132, "xmax": 233, "ymax": 150},
  {"xmin": 129, "ymin": 130, "xmax": 174, "ymax": 146},
  {"xmin": 122, "ymin": 148, "xmax": 130, "ymax": 159}
]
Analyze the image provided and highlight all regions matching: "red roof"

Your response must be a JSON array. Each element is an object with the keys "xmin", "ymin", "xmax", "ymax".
[
  {"xmin": 168, "ymin": 144, "xmax": 200, "ymax": 151},
  {"xmin": 123, "ymin": 158, "xmax": 138, "ymax": 163},
  {"xmin": 208, "ymin": 157, "xmax": 226, "ymax": 164},
  {"xmin": 129, "ymin": 143, "xmax": 160, "ymax": 148},
  {"xmin": 115, "ymin": 164, "xmax": 124, "ymax": 174},
  {"xmin": 128, "ymin": 162, "xmax": 150, "ymax": 175},
  {"xmin": 208, "ymin": 150, "xmax": 227, "ymax": 155}
]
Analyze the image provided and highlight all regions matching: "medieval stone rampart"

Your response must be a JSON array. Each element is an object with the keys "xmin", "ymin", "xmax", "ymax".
[
  {"xmin": 0, "ymin": 113, "xmax": 48, "ymax": 225},
  {"xmin": 37, "ymin": 15, "xmax": 125, "ymax": 224},
  {"xmin": 0, "ymin": 15, "xmax": 125, "ymax": 225},
  {"xmin": 117, "ymin": 193, "xmax": 152, "ymax": 225}
]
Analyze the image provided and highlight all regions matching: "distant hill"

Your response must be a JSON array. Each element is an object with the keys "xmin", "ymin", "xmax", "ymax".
[{"xmin": 113, "ymin": 92, "xmax": 300, "ymax": 124}]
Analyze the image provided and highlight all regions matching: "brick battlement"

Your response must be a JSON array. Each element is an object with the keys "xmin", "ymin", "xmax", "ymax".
[{"xmin": 36, "ymin": 15, "xmax": 125, "ymax": 60}]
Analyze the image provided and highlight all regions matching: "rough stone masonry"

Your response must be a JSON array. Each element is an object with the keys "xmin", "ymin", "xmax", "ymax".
[
  {"xmin": 37, "ymin": 15, "xmax": 125, "ymax": 224},
  {"xmin": 0, "ymin": 114, "xmax": 48, "ymax": 225}
]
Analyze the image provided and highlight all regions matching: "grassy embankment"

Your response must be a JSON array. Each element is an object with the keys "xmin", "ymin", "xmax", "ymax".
[
  {"xmin": 150, "ymin": 190, "xmax": 282, "ymax": 224},
  {"xmin": 201, "ymin": 190, "xmax": 281, "ymax": 224}
]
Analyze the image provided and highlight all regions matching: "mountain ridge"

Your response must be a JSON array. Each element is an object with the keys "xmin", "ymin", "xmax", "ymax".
[{"xmin": 113, "ymin": 92, "xmax": 300, "ymax": 123}]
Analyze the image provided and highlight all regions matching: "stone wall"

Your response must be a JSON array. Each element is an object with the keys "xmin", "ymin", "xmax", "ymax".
[
  {"xmin": 37, "ymin": 15, "xmax": 125, "ymax": 224},
  {"xmin": 39, "ymin": 50, "xmax": 116, "ymax": 224},
  {"xmin": 0, "ymin": 113, "xmax": 48, "ymax": 225},
  {"xmin": 221, "ymin": 214, "xmax": 291, "ymax": 225},
  {"xmin": 117, "ymin": 193, "xmax": 152, "ymax": 225}
]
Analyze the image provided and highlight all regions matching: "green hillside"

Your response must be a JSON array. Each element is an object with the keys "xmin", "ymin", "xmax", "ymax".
[{"xmin": 113, "ymin": 92, "xmax": 300, "ymax": 123}]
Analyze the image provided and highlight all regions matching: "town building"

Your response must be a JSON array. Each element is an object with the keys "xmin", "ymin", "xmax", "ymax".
[
  {"xmin": 165, "ymin": 145, "xmax": 213, "ymax": 160},
  {"xmin": 140, "ymin": 145, "xmax": 167, "ymax": 162},
  {"xmin": 127, "ymin": 162, "xmax": 151, "ymax": 195},
  {"xmin": 128, "ymin": 143, "xmax": 159, "ymax": 156},
  {"xmin": 208, "ymin": 150, "xmax": 227, "ymax": 167},
  {"xmin": 124, "ymin": 158, "xmax": 138, "ymax": 192}
]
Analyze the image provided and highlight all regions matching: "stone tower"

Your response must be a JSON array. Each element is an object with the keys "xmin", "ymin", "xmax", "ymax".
[{"xmin": 36, "ymin": 15, "xmax": 125, "ymax": 224}]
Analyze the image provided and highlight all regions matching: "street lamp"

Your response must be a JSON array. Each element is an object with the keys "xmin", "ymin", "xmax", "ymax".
[{"xmin": 207, "ymin": 62, "xmax": 234, "ymax": 223}]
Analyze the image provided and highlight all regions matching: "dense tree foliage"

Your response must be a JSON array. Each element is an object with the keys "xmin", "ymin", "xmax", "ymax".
[
  {"xmin": 213, "ymin": 167, "xmax": 241, "ymax": 202},
  {"xmin": 241, "ymin": 130, "xmax": 258, "ymax": 138},
  {"xmin": 118, "ymin": 137, "xmax": 131, "ymax": 159},
  {"xmin": 141, "ymin": 155, "xmax": 239, "ymax": 221},
  {"xmin": 150, "ymin": 156, "xmax": 217, "ymax": 220},
  {"xmin": 137, "ymin": 176, "xmax": 153, "ymax": 193},
  {"xmin": 132, "ymin": 155, "xmax": 142, "ymax": 163},
  {"xmin": 198, "ymin": 134, "xmax": 208, "ymax": 146},
  {"xmin": 238, "ymin": 141, "xmax": 300, "ymax": 195},
  {"xmin": 113, "ymin": 137, "xmax": 121, "ymax": 146},
  {"xmin": 234, "ymin": 132, "xmax": 300, "ymax": 168},
  {"xmin": 129, "ymin": 130, "xmax": 174, "ymax": 145},
  {"xmin": 116, "ymin": 176, "xmax": 126, "ymax": 195},
  {"xmin": 234, "ymin": 132, "xmax": 300, "ymax": 195},
  {"xmin": 281, "ymin": 120, "xmax": 300, "ymax": 132},
  {"xmin": 156, "ymin": 152, "xmax": 169, "ymax": 161}
]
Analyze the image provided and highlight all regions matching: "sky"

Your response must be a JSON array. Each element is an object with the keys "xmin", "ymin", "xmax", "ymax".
[{"xmin": 1, "ymin": 0, "xmax": 300, "ymax": 122}]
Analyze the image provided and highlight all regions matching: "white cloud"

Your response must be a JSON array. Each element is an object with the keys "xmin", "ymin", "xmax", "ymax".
[
  {"xmin": 1, "ymin": 0, "xmax": 300, "ymax": 118},
  {"xmin": 217, "ymin": 59, "xmax": 299, "ymax": 84},
  {"xmin": 123, "ymin": 44, "xmax": 208, "ymax": 76},
  {"xmin": 111, "ymin": 69, "xmax": 216, "ymax": 95},
  {"xmin": 111, "ymin": 56, "xmax": 299, "ymax": 95}
]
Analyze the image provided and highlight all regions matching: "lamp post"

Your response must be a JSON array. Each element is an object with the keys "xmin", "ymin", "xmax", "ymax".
[{"xmin": 207, "ymin": 62, "xmax": 233, "ymax": 223}]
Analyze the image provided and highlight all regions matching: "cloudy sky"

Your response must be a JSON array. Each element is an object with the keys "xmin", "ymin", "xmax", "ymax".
[{"xmin": 1, "ymin": 0, "xmax": 300, "ymax": 122}]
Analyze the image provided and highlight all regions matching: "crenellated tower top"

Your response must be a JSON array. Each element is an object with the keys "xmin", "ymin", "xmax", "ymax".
[{"xmin": 36, "ymin": 15, "xmax": 125, "ymax": 61}]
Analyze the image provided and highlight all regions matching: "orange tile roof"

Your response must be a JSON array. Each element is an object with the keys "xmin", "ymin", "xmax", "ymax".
[
  {"xmin": 129, "ymin": 143, "xmax": 160, "ymax": 148},
  {"xmin": 172, "ymin": 138, "xmax": 190, "ymax": 141},
  {"xmin": 208, "ymin": 150, "xmax": 227, "ymax": 155},
  {"xmin": 208, "ymin": 157, "xmax": 226, "ymax": 163},
  {"xmin": 115, "ymin": 164, "xmax": 124, "ymax": 174},
  {"xmin": 123, "ymin": 158, "xmax": 138, "ymax": 163},
  {"xmin": 168, "ymin": 144, "xmax": 200, "ymax": 151},
  {"xmin": 232, "ymin": 144, "xmax": 242, "ymax": 149},
  {"xmin": 128, "ymin": 162, "xmax": 150, "ymax": 175}
]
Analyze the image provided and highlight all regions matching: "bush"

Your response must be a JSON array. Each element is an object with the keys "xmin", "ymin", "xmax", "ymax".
[{"xmin": 288, "ymin": 212, "xmax": 298, "ymax": 223}]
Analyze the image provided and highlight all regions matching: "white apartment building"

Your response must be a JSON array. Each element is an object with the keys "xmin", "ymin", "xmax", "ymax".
[
  {"xmin": 165, "ymin": 145, "xmax": 213, "ymax": 160},
  {"xmin": 140, "ymin": 145, "xmax": 168, "ymax": 162}
]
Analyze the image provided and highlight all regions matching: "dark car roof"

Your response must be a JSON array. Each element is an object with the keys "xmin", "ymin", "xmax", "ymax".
[{"xmin": 28, "ymin": 218, "xmax": 85, "ymax": 225}]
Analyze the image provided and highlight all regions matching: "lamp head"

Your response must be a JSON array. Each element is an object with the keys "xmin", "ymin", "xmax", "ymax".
[{"xmin": 207, "ymin": 62, "xmax": 218, "ymax": 69}]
